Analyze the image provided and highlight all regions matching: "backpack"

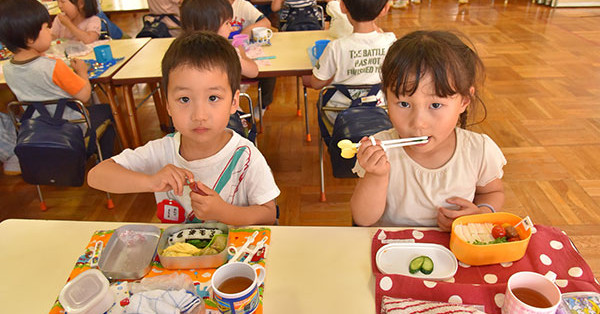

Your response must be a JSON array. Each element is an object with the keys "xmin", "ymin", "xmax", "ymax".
[
  {"xmin": 15, "ymin": 99, "xmax": 92, "ymax": 186},
  {"xmin": 281, "ymin": 6, "xmax": 322, "ymax": 31},
  {"xmin": 319, "ymin": 84, "xmax": 393, "ymax": 178},
  {"xmin": 136, "ymin": 14, "xmax": 180, "ymax": 38}
]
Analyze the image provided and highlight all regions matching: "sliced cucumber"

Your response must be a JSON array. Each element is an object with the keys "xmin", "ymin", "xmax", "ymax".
[
  {"xmin": 420, "ymin": 256, "xmax": 434, "ymax": 274},
  {"xmin": 408, "ymin": 256, "xmax": 425, "ymax": 274}
]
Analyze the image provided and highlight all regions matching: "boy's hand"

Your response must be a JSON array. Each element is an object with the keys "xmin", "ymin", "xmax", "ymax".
[
  {"xmin": 436, "ymin": 197, "xmax": 481, "ymax": 231},
  {"xmin": 70, "ymin": 58, "xmax": 88, "ymax": 76},
  {"xmin": 148, "ymin": 164, "xmax": 195, "ymax": 196},
  {"xmin": 190, "ymin": 182, "xmax": 227, "ymax": 221},
  {"xmin": 356, "ymin": 137, "xmax": 390, "ymax": 177}
]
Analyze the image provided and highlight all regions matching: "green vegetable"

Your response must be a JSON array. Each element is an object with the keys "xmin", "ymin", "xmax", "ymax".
[
  {"xmin": 421, "ymin": 256, "xmax": 434, "ymax": 274},
  {"xmin": 186, "ymin": 239, "xmax": 211, "ymax": 249},
  {"xmin": 471, "ymin": 237, "xmax": 507, "ymax": 245},
  {"xmin": 409, "ymin": 256, "xmax": 425, "ymax": 274},
  {"xmin": 409, "ymin": 255, "xmax": 434, "ymax": 275}
]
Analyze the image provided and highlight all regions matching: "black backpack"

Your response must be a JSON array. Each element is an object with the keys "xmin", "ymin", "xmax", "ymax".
[
  {"xmin": 281, "ymin": 6, "xmax": 322, "ymax": 31},
  {"xmin": 136, "ymin": 14, "xmax": 180, "ymax": 38}
]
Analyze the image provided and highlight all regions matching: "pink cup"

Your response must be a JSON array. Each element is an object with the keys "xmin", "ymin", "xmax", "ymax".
[
  {"xmin": 232, "ymin": 34, "xmax": 249, "ymax": 49},
  {"xmin": 502, "ymin": 271, "xmax": 561, "ymax": 314}
]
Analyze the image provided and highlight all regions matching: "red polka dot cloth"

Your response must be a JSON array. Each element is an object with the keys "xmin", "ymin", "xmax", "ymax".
[{"xmin": 371, "ymin": 225, "xmax": 600, "ymax": 314}]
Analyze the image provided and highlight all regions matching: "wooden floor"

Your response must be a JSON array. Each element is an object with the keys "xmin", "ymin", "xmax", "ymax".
[{"xmin": 1, "ymin": 0, "xmax": 600, "ymax": 276}]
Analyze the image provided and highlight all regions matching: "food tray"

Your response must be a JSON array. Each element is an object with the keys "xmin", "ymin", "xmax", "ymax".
[
  {"xmin": 157, "ymin": 222, "xmax": 230, "ymax": 269},
  {"xmin": 449, "ymin": 212, "xmax": 532, "ymax": 265},
  {"xmin": 376, "ymin": 243, "xmax": 458, "ymax": 281},
  {"xmin": 98, "ymin": 225, "xmax": 161, "ymax": 280}
]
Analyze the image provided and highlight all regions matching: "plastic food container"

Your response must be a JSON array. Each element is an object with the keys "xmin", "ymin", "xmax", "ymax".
[
  {"xmin": 449, "ymin": 212, "xmax": 532, "ymax": 265},
  {"xmin": 59, "ymin": 269, "xmax": 114, "ymax": 314},
  {"xmin": 557, "ymin": 291, "xmax": 600, "ymax": 314},
  {"xmin": 157, "ymin": 222, "xmax": 230, "ymax": 269},
  {"xmin": 376, "ymin": 243, "xmax": 458, "ymax": 281},
  {"xmin": 98, "ymin": 224, "xmax": 161, "ymax": 280}
]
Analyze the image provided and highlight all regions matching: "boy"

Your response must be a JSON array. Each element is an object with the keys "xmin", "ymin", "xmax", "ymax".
[
  {"xmin": 0, "ymin": 0, "xmax": 115, "ymax": 172},
  {"xmin": 88, "ymin": 32, "xmax": 280, "ymax": 225},
  {"xmin": 308, "ymin": 0, "xmax": 395, "ymax": 123}
]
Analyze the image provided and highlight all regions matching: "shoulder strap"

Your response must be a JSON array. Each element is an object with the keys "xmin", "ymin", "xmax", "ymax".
[{"xmin": 164, "ymin": 14, "xmax": 181, "ymax": 26}]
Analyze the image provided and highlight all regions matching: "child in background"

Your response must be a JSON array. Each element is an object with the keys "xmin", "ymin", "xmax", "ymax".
[
  {"xmin": 180, "ymin": 0, "xmax": 259, "ymax": 79},
  {"xmin": 351, "ymin": 31, "xmax": 506, "ymax": 230},
  {"xmin": 88, "ymin": 31, "xmax": 280, "ymax": 225},
  {"xmin": 52, "ymin": 0, "xmax": 100, "ymax": 44},
  {"xmin": 308, "ymin": 0, "xmax": 395, "ymax": 123},
  {"xmin": 271, "ymin": 0, "xmax": 320, "ymax": 31},
  {"xmin": 0, "ymin": 0, "xmax": 115, "ymax": 161}
]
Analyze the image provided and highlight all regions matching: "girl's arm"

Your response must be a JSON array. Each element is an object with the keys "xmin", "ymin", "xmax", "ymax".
[
  {"xmin": 437, "ymin": 178, "xmax": 505, "ymax": 231},
  {"xmin": 88, "ymin": 159, "xmax": 195, "ymax": 196},
  {"xmin": 57, "ymin": 14, "xmax": 99, "ymax": 44},
  {"xmin": 191, "ymin": 182, "xmax": 277, "ymax": 225},
  {"xmin": 350, "ymin": 138, "xmax": 390, "ymax": 226},
  {"xmin": 271, "ymin": 0, "xmax": 285, "ymax": 12},
  {"xmin": 238, "ymin": 49, "xmax": 259, "ymax": 78}
]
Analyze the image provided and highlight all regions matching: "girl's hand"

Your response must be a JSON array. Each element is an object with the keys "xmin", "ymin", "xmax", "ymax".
[
  {"xmin": 147, "ymin": 164, "xmax": 195, "ymax": 196},
  {"xmin": 436, "ymin": 197, "xmax": 481, "ymax": 231},
  {"xmin": 356, "ymin": 137, "xmax": 390, "ymax": 177},
  {"xmin": 57, "ymin": 13, "xmax": 73, "ymax": 27},
  {"xmin": 190, "ymin": 182, "xmax": 227, "ymax": 221}
]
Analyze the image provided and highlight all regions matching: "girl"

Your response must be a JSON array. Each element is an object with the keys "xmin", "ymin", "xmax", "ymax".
[
  {"xmin": 350, "ymin": 30, "xmax": 506, "ymax": 230},
  {"xmin": 51, "ymin": 0, "xmax": 100, "ymax": 44},
  {"xmin": 180, "ymin": 0, "xmax": 258, "ymax": 78}
]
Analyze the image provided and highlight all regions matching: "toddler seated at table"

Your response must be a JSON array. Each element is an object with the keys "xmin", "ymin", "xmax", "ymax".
[
  {"xmin": 0, "ymin": 0, "xmax": 116, "ymax": 173},
  {"xmin": 180, "ymin": 0, "xmax": 258, "ymax": 79},
  {"xmin": 350, "ymin": 31, "xmax": 506, "ymax": 230},
  {"xmin": 51, "ymin": 0, "xmax": 101, "ymax": 44},
  {"xmin": 88, "ymin": 31, "xmax": 280, "ymax": 225}
]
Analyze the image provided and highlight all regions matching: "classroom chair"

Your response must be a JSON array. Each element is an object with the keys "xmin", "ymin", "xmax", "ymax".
[
  {"xmin": 317, "ymin": 84, "xmax": 392, "ymax": 202},
  {"xmin": 8, "ymin": 99, "xmax": 116, "ymax": 211},
  {"xmin": 228, "ymin": 93, "xmax": 258, "ymax": 145}
]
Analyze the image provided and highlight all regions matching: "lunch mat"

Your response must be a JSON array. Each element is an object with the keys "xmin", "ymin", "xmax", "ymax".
[
  {"xmin": 371, "ymin": 225, "xmax": 600, "ymax": 314},
  {"xmin": 49, "ymin": 227, "xmax": 270, "ymax": 314}
]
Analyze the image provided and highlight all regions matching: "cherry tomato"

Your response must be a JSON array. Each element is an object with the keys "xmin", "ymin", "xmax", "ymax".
[
  {"xmin": 508, "ymin": 237, "xmax": 520, "ymax": 242},
  {"xmin": 491, "ymin": 224, "xmax": 506, "ymax": 239}
]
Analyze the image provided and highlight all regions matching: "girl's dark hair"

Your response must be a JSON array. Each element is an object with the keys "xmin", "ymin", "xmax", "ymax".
[
  {"xmin": 162, "ymin": 31, "xmax": 241, "ymax": 97},
  {"xmin": 0, "ymin": 0, "xmax": 51, "ymax": 52},
  {"xmin": 69, "ymin": 0, "xmax": 99, "ymax": 18},
  {"xmin": 382, "ymin": 30, "xmax": 486, "ymax": 128},
  {"xmin": 180, "ymin": 0, "xmax": 233, "ymax": 33}
]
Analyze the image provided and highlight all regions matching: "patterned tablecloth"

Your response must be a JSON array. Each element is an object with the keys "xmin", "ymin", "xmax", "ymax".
[
  {"xmin": 371, "ymin": 225, "xmax": 600, "ymax": 314},
  {"xmin": 49, "ymin": 227, "xmax": 270, "ymax": 314}
]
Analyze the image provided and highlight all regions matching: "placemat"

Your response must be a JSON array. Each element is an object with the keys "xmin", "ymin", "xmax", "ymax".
[
  {"xmin": 49, "ymin": 227, "xmax": 270, "ymax": 314},
  {"xmin": 371, "ymin": 225, "xmax": 600, "ymax": 313}
]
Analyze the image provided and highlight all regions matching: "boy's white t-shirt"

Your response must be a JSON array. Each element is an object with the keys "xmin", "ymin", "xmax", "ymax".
[
  {"xmin": 312, "ymin": 31, "xmax": 396, "ymax": 121},
  {"xmin": 352, "ymin": 128, "xmax": 507, "ymax": 227},
  {"xmin": 112, "ymin": 131, "xmax": 280, "ymax": 218},
  {"xmin": 231, "ymin": 0, "xmax": 264, "ymax": 30}
]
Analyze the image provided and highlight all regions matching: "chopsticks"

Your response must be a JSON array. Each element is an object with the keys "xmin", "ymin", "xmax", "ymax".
[{"xmin": 337, "ymin": 136, "xmax": 429, "ymax": 159}]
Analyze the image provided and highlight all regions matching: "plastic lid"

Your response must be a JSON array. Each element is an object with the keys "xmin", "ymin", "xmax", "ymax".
[{"xmin": 59, "ymin": 269, "xmax": 111, "ymax": 313}]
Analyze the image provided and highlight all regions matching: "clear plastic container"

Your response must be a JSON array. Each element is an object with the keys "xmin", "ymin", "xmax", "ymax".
[
  {"xmin": 59, "ymin": 269, "xmax": 115, "ymax": 314},
  {"xmin": 557, "ymin": 291, "xmax": 600, "ymax": 314}
]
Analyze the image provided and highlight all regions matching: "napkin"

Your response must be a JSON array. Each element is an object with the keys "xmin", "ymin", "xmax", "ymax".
[
  {"xmin": 382, "ymin": 296, "xmax": 486, "ymax": 314},
  {"xmin": 125, "ymin": 289, "xmax": 202, "ymax": 314}
]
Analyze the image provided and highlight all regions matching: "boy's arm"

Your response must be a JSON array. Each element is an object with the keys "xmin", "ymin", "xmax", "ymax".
[
  {"xmin": 52, "ymin": 58, "xmax": 91, "ymax": 103},
  {"xmin": 70, "ymin": 59, "xmax": 92, "ymax": 102},
  {"xmin": 238, "ymin": 48, "xmax": 259, "ymax": 78},
  {"xmin": 271, "ymin": 0, "xmax": 285, "ymax": 12},
  {"xmin": 310, "ymin": 75, "xmax": 333, "ymax": 90},
  {"xmin": 240, "ymin": 18, "xmax": 272, "ymax": 36},
  {"xmin": 88, "ymin": 159, "xmax": 196, "ymax": 196},
  {"xmin": 190, "ymin": 182, "xmax": 277, "ymax": 225}
]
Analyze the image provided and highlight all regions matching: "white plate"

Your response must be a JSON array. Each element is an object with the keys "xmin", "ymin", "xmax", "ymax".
[{"xmin": 376, "ymin": 243, "xmax": 458, "ymax": 281}]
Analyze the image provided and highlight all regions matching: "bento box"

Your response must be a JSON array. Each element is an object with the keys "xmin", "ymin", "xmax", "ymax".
[
  {"xmin": 449, "ymin": 212, "xmax": 532, "ymax": 266},
  {"xmin": 157, "ymin": 222, "xmax": 230, "ymax": 269},
  {"xmin": 98, "ymin": 225, "xmax": 161, "ymax": 280}
]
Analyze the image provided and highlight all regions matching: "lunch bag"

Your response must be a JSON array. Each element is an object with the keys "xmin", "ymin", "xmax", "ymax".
[
  {"xmin": 136, "ymin": 14, "xmax": 180, "ymax": 38},
  {"xmin": 320, "ymin": 84, "xmax": 393, "ymax": 178},
  {"xmin": 281, "ymin": 6, "xmax": 322, "ymax": 31},
  {"xmin": 14, "ymin": 99, "xmax": 91, "ymax": 186}
]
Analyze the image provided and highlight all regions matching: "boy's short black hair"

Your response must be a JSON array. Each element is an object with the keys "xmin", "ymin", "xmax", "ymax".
[
  {"xmin": 341, "ymin": 0, "xmax": 388, "ymax": 22},
  {"xmin": 162, "ymin": 31, "xmax": 241, "ymax": 97},
  {"xmin": 70, "ymin": 0, "xmax": 99, "ymax": 18},
  {"xmin": 180, "ymin": 0, "xmax": 233, "ymax": 33},
  {"xmin": 0, "ymin": 0, "xmax": 51, "ymax": 53}
]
